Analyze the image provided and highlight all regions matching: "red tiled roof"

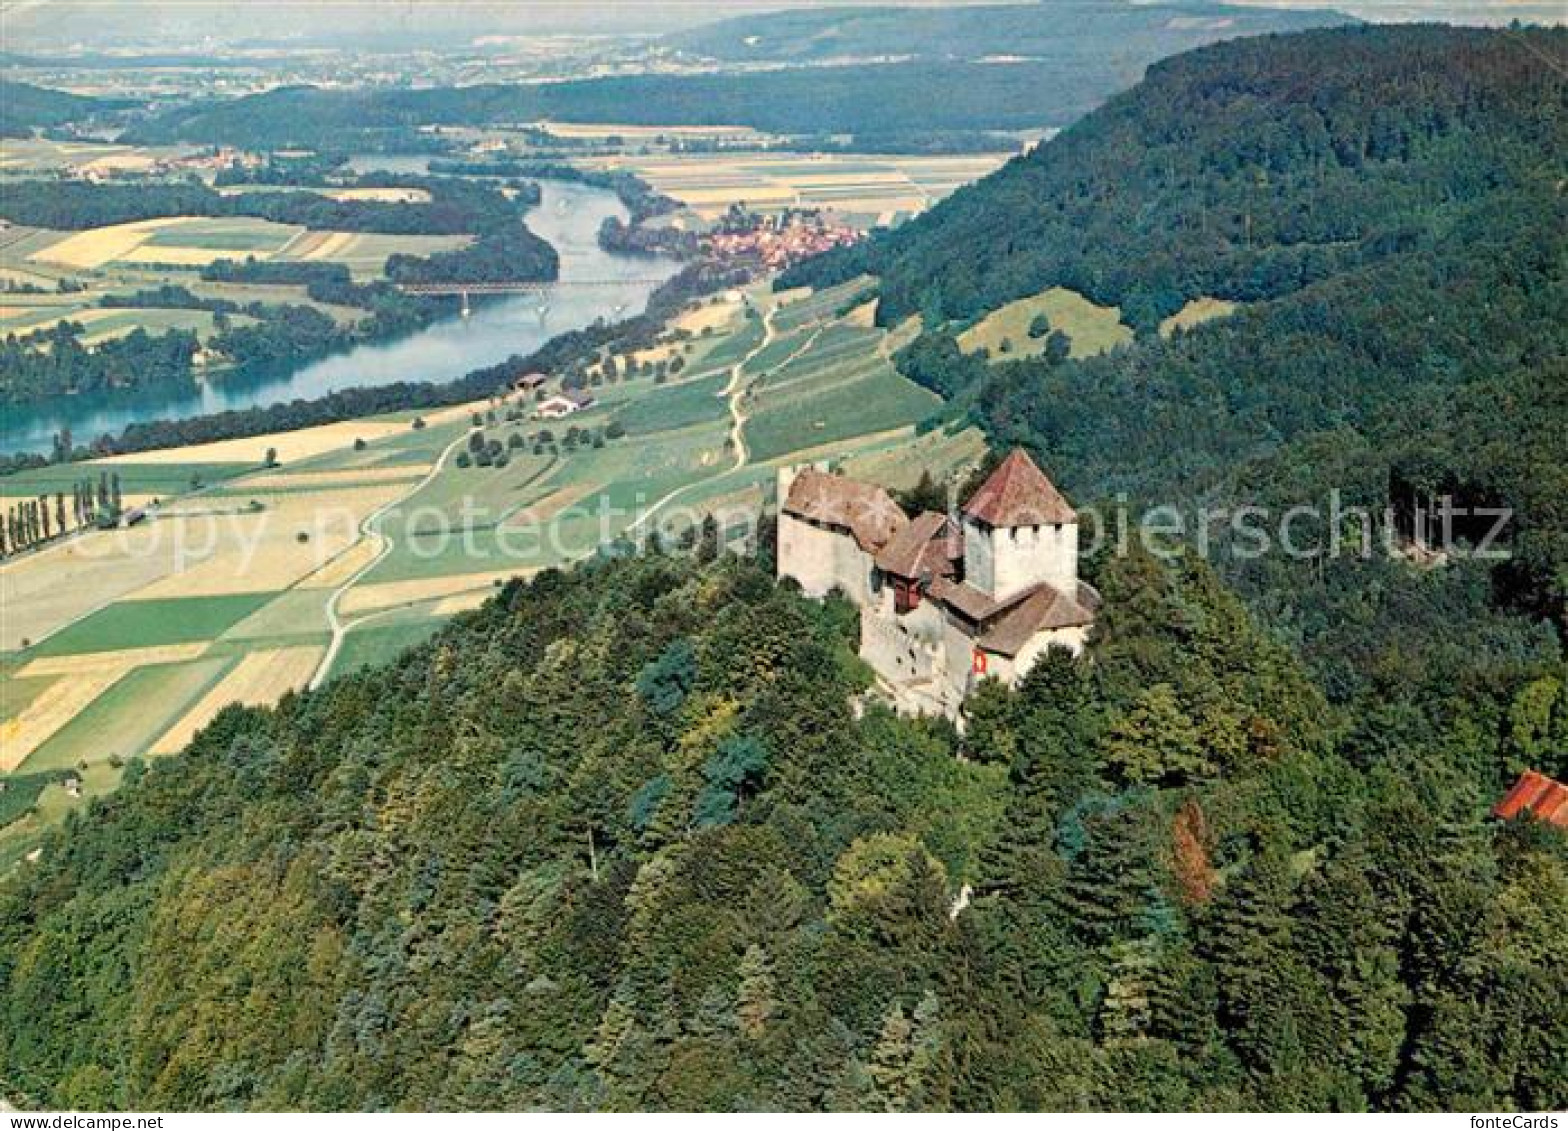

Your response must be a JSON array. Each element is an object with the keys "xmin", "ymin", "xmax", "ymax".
[
  {"xmin": 977, "ymin": 582, "xmax": 1096, "ymax": 656},
  {"xmin": 782, "ymin": 468, "xmax": 906, "ymax": 553},
  {"xmin": 926, "ymin": 575, "xmax": 1095, "ymax": 656},
  {"xmin": 1493, "ymin": 770, "xmax": 1568, "ymax": 829},
  {"xmin": 874, "ymin": 511, "xmax": 961, "ymax": 580},
  {"xmin": 963, "ymin": 449, "xmax": 1076, "ymax": 528}
]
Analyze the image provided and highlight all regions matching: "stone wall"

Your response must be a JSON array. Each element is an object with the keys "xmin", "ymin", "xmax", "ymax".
[{"xmin": 777, "ymin": 510, "xmax": 875, "ymax": 605}]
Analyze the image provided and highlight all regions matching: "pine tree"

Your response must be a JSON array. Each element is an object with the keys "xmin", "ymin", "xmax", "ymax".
[
  {"xmin": 1104, "ymin": 683, "xmax": 1214, "ymax": 788},
  {"xmin": 736, "ymin": 943, "xmax": 778, "ymax": 1040}
]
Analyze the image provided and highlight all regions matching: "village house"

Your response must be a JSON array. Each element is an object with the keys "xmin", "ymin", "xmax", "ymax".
[
  {"xmin": 777, "ymin": 449, "xmax": 1099, "ymax": 718},
  {"xmin": 534, "ymin": 389, "xmax": 595, "ymax": 419},
  {"xmin": 513, "ymin": 371, "xmax": 549, "ymax": 395}
]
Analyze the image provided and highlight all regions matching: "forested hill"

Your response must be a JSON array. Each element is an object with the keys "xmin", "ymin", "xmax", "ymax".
[
  {"xmin": 784, "ymin": 24, "xmax": 1567, "ymax": 331},
  {"xmin": 2, "ymin": 549, "xmax": 1564, "ymax": 1110},
  {"xmin": 784, "ymin": 23, "xmax": 1568, "ymax": 695},
  {"xmin": 0, "ymin": 79, "xmax": 120, "ymax": 137}
]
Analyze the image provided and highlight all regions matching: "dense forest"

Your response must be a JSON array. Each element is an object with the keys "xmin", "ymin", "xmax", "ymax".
[
  {"xmin": 0, "ymin": 543, "xmax": 1563, "ymax": 1110},
  {"xmin": 783, "ymin": 24, "xmax": 1566, "ymax": 331},
  {"xmin": 1, "ymin": 23, "xmax": 1564, "ymax": 1113}
]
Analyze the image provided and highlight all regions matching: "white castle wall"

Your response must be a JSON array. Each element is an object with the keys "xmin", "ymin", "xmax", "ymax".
[
  {"xmin": 777, "ymin": 508, "xmax": 879, "ymax": 606},
  {"xmin": 965, "ymin": 518, "xmax": 1079, "ymax": 602}
]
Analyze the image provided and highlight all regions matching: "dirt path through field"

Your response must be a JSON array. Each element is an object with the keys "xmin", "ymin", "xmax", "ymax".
[
  {"xmin": 308, "ymin": 430, "xmax": 470, "ymax": 689},
  {"xmin": 625, "ymin": 296, "xmax": 786, "ymax": 540}
]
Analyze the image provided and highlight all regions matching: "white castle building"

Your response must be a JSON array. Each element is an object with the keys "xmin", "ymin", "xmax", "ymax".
[{"xmin": 777, "ymin": 449, "xmax": 1098, "ymax": 717}]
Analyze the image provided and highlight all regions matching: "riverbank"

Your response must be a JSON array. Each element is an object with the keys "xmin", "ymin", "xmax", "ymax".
[{"xmin": 2, "ymin": 180, "xmax": 679, "ymax": 460}]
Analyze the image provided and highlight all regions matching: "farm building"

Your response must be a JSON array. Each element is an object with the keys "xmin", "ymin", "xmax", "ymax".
[
  {"xmin": 535, "ymin": 390, "xmax": 595, "ymax": 419},
  {"xmin": 514, "ymin": 372, "xmax": 549, "ymax": 394},
  {"xmin": 777, "ymin": 449, "xmax": 1098, "ymax": 718}
]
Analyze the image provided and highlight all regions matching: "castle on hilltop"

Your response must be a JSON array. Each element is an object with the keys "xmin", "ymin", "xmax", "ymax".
[{"xmin": 777, "ymin": 449, "xmax": 1098, "ymax": 718}]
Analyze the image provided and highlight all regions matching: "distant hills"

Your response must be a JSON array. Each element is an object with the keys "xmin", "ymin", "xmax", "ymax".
[
  {"xmin": 0, "ymin": 79, "xmax": 121, "ymax": 138},
  {"xmin": 122, "ymin": 2, "xmax": 1353, "ymax": 152},
  {"xmin": 666, "ymin": 0, "xmax": 1354, "ymax": 64}
]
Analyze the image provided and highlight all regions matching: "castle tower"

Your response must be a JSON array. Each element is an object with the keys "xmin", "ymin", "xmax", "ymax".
[{"xmin": 961, "ymin": 450, "xmax": 1078, "ymax": 601}]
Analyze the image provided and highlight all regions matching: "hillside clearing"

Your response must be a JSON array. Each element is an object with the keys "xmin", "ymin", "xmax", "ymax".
[{"xmin": 957, "ymin": 286, "xmax": 1132, "ymax": 360}]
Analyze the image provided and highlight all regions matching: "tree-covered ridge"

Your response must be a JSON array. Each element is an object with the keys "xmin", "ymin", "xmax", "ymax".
[
  {"xmin": 0, "ymin": 79, "xmax": 121, "ymax": 137},
  {"xmin": 783, "ymin": 24, "xmax": 1567, "ymax": 332},
  {"xmin": 2, "ymin": 548, "xmax": 1562, "ymax": 1111}
]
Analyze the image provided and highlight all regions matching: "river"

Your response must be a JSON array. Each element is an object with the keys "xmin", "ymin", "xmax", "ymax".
[{"xmin": 2, "ymin": 179, "xmax": 680, "ymax": 455}]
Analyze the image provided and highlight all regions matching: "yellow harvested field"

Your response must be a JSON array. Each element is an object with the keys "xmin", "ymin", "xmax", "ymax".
[
  {"xmin": 131, "ymin": 484, "xmax": 410, "ymax": 597},
  {"xmin": 298, "ymin": 536, "xmax": 383, "ymax": 590},
  {"xmin": 339, "ymin": 569, "xmax": 528, "ymax": 617},
  {"xmin": 81, "ymin": 152, "xmax": 159, "ymax": 173},
  {"xmin": 324, "ymin": 187, "xmax": 431, "ymax": 204},
  {"xmin": 1, "ymin": 522, "xmax": 203, "ymax": 652},
  {"xmin": 147, "ymin": 645, "xmax": 322, "ymax": 756},
  {"xmin": 1, "ymin": 668, "xmax": 128, "ymax": 772},
  {"xmin": 673, "ymin": 297, "xmax": 742, "ymax": 336},
  {"xmin": 840, "ymin": 425, "xmax": 989, "ymax": 491},
  {"xmin": 431, "ymin": 591, "xmax": 492, "ymax": 616},
  {"xmin": 300, "ymin": 232, "xmax": 358, "ymax": 261},
  {"xmin": 100, "ymin": 419, "xmax": 408, "ymax": 466},
  {"xmin": 500, "ymin": 481, "xmax": 603, "ymax": 530},
  {"xmin": 242, "ymin": 466, "xmax": 429, "ymax": 491},
  {"xmin": 15, "ymin": 642, "xmax": 209, "ymax": 679},
  {"xmin": 541, "ymin": 122, "xmax": 762, "ymax": 140},
  {"xmin": 1160, "ymin": 296, "xmax": 1240, "ymax": 337},
  {"xmin": 29, "ymin": 217, "xmax": 194, "ymax": 270}
]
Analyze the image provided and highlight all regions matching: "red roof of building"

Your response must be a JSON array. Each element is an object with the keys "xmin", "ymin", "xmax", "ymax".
[
  {"xmin": 874, "ymin": 511, "xmax": 961, "ymax": 580},
  {"xmin": 963, "ymin": 449, "xmax": 1076, "ymax": 528},
  {"xmin": 1493, "ymin": 770, "xmax": 1568, "ymax": 828},
  {"xmin": 782, "ymin": 468, "xmax": 906, "ymax": 553}
]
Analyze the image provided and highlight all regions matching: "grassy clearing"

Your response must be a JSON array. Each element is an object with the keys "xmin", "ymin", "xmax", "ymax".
[
  {"xmin": 331, "ymin": 619, "xmax": 448, "ymax": 678},
  {"xmin": 1159, "ymin": 295, "xmax": 1240, "ymax": 337},
  {"xmin": 957, "ymin": 286, "xmax": 1132, "ymax": 361},
  {"xmin": 218, "ymin": 589, "xmax": 334, "ymax": 645},
  {"xmin": 744, "ymin": 324, "xmax": 940, "ymax": 463},
  {"xmin": 0, "ymin": 462, "xmax": 251, "ymax": 500},
  {"xmin": 0, "ymin": 674, "xmax": 55, "ymax": 724},
  {"xmin": 28, "ymin": 593, "xmax": 277, "ymax": 657},
  {"xmin": 20, "ymin": 656, "xmax": 232, "ymax": 773}
]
